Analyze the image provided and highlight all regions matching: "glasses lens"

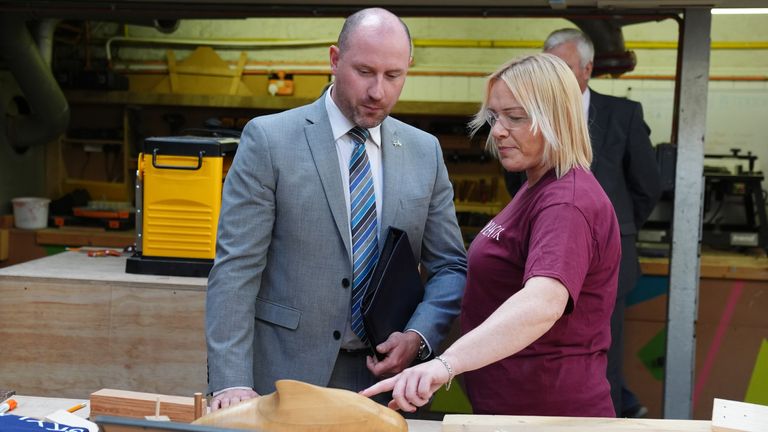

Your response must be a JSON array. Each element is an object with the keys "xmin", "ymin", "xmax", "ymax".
[{"xmin": 486, "ymin": 110, "xmax": 497, "ymax": 128}]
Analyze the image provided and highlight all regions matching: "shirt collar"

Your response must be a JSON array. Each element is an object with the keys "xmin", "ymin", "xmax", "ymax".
[
  {"xmin": 582, "ymin": 87, "xmax": 591, "ymax": 119},
  {"xmin": 324, "ymin": 85, "xmax": 381, "ymax": 147}
]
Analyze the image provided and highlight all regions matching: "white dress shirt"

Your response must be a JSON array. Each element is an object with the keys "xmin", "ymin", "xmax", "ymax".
[{"xmin": 325, "ymin": 87, "xmax": 383, "ymax": 349}]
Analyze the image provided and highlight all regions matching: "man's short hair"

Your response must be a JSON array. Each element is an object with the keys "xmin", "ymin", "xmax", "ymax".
[{"xmin": 544, "ymin": 28, "xmax": 594, "ymax": 68}]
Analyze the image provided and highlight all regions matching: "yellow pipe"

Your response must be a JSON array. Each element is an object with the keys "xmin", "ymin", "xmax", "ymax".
[
  {"xmin": 415, "ymin": 39, "xmax": 768, "ymax": 50},
  {"xmin": 111, "ymin": 34, "xmax": 768, "ymax": 52},
  {"xmin": 413, "ymin": 39, "xmax": 542, "ymax": 48}
]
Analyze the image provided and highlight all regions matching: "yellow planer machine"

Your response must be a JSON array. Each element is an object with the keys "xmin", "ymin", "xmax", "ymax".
[{"xmin": 125, "ymin": 136, "xmax": 237, "ymax": 277}]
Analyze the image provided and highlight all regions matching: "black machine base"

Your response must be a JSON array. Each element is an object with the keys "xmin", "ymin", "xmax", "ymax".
[{"xmin": 126, "ymin": 254, "xmax": 213, "ymax": 277}]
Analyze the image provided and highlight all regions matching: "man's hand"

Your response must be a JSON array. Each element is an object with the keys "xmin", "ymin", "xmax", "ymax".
[
  {"xmin": 210, "ymin": 388, "xmax": 260, "ymax": 411},
  {"xmin": 366, "ymin": 331, "xmax": 422, "ymax": 378}
]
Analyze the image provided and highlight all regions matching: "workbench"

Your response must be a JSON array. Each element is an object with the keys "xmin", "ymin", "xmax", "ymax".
[
  {"xmin": 1, "ymin": 250, "xmax": 765, "ymax": 422},
  {"xmin": 8, "ymin": 395, "xmax": 715, "ymax": 432},
  {"xmin": 0, "ymin": 251, "xmax": 206, "ymax": 399}
]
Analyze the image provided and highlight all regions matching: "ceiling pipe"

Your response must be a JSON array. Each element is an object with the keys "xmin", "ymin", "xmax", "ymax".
[
  {"xmin": 570, "ymin": 18, "xmax": 636, "ymax": 76},
  {"xmin": 0, "ymin": 14, "xmax": 70, "ymax": 152},
  {"xmin": 37, "ymin": 19, "xmax": 59, "ymax": 67}
]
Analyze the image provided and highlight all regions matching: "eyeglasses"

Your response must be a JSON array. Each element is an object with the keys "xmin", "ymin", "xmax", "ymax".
[{"xmin": 485, "ymin": 110, "xmax": 530, "ymax": 130}]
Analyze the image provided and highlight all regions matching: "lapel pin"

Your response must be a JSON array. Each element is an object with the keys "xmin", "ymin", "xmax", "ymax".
[{"xmin": 392, "ymin": 132, "xmax": 402, "ymax": 147}]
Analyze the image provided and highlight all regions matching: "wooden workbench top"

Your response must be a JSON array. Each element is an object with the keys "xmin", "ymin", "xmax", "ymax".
[
  {"xmin": 0, "ymin": 251, "xmax": 207, "ymax": 291},
  {"xmin": 36, "ymin": 227, "xmax": 135, "ymax": 249},
  {"xmin": 640, "ymin": 249, "xmax": 768, "ymax": 281}
]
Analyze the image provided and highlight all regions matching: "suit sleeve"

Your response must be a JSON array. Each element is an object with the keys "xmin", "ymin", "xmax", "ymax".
[
  {"xmin": 206, "ymin": 120, "xmax": 276, "ymax": 394},
  {"xmin": 406, "ymin": 137, "xmax": 468, "ymax": 352},
  {"xmin": 624, "ymin": 102, "xmax": 662, "ymax": 228}
]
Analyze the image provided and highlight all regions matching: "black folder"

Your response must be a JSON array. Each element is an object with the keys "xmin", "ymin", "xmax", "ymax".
[{"xmin": 361, "ymin": 227, "xmax": 424, "ymax": 360}]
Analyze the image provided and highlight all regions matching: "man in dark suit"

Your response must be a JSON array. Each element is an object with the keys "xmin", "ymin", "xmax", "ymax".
[{"xmin": 505, "ymin": 28, "xmax": 662, "ymax": 417}]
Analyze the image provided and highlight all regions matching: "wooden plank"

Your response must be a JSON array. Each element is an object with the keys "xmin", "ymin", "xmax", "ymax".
[
  {"xmin": 0, "ymin": 253, "xmax": 207, "ymax": 399},
  {"xmin": 711, "ymin": 398, "xmax": 768, "ymax": 432},
  {"xmin": 0, "ymin": 228, "xmax": 8, "ymax": 260},
  {"xmin": 90, "ymin": 389, "xmax": 194, "ymax": 423},
  {"xmin": 167, "ymin": 50, "xmax": 179, "ymax": 92},
  {"xmin": 0, "ymin": 251, "xmax": 206, "ymax": 290},
  {"xmin": 442, "ymin": 415, "xmax": 712, "ymax": 432},
  {"xmin": 229, "ymin": 52, "xmax": 247, "ymax": 95},
  {"xmin": 36, "ymin": 228, "xmax": 135, "ymax": 249},
  {"xmin": 640, "ymin": 252, "xmax": 768, "ymax": 281}
]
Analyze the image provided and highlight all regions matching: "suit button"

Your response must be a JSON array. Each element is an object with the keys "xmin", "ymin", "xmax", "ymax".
[
  {"xmin": 341, "ymin": 278, "xmax": 350, "ymax": 288},
  {"xmin": 333, "ymin": 331, "xmax": 341, "ymax": 340}
]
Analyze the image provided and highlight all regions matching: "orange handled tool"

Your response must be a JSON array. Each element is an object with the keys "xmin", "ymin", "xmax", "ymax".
[{"xmin": 0, "ymin": 399, "xmax": 17, "ymax": 414}]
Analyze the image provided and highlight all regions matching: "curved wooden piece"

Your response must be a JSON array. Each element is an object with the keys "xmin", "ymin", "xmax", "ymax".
[{"xmin": 192, "ymin": 380, "xmax": 407, "ymax": 432}]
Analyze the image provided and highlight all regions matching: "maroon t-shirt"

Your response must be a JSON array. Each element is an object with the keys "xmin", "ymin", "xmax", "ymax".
[{"xmin": 461, "ymin": 167, "xmax": 620, "ymax": 417}]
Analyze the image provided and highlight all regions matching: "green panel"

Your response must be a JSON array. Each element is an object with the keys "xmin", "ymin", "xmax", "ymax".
[
  {"xmin": 638, "ymin": 328, "xmax": 667, "ymax": 381},
  {"xmin": 745, "ymin": 338, "xmax": 768, "ymax": 405},
  {"xmin": 429, "ymin": 382, "xmax": 473, "ymax": 414}
]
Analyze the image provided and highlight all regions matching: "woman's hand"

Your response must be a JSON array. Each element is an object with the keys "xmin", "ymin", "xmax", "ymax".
[{"xmin": 360, "ymin": 358, "xmax": 451, "ymax": 412}]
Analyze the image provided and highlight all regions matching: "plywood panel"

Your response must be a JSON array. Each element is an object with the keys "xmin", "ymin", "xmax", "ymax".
[
  {"xmin": 443, "ymin": 414, "xmax": 711, "ymax": 431},
  {"xmin": 624, "ymin": 277, "xmax": 768, "ymax": 420},
  {"xmin": 0, "ymin": 252, "xmax": 208, "ymax": 399}
]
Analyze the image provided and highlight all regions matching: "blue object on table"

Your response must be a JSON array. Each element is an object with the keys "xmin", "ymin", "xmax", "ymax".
[{"xmin": 0, "ymin": 413, "xmax": 88, "ymax": 432}]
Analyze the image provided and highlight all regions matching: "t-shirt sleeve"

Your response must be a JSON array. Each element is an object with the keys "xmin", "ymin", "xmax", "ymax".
[{"xmin": 523, "ymin": 203, "xmax": 594, "ymax": 311}]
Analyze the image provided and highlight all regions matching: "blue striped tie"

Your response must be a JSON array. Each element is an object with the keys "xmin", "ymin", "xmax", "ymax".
[{"xmin": 348, "ymin": 126, "xmax": 378, "ymax": 344}]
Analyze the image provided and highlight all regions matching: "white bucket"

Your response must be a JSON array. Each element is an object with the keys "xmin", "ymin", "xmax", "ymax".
[{"xmin": 11, "ymin": 197, "xmax": 51, "ymax": 230}]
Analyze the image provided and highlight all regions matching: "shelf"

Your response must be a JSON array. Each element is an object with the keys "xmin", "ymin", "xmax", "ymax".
[
  {"xmin": 455, "ymin": 201, "xmax": 505, "ymax": 214},
  {"xmin": 64, "ymin": 90, "xmax": 480, "ymax": 115},
  {"xmin": 61, "ymin": 178, "xmax": 131, "ymax": 202},
  {"xmin": 62, "ymin": 138, "xmax": 123, "ymax": 146}
]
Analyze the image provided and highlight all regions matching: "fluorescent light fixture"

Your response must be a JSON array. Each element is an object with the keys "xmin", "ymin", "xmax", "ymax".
[{"xmin": 712, "ymin": 8, "xmax": 768, "ymax": 14}]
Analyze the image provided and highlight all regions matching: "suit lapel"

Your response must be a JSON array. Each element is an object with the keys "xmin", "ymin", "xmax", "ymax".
[
  {"xmin": 588, "ymin": 88, "xmax": 610, "ymax": 169},
  {"xmin": 304, "ymin": 99, "xmax": 352, "ymax": 256},
  {"xmin": 380, "ymin": 118, "xmax": 402, "ymax": 243}
]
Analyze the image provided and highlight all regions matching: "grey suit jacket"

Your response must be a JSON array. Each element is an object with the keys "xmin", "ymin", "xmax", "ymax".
[{"xmin": 206, "ymin": 97, "xmax": 467, "ymax": 395}]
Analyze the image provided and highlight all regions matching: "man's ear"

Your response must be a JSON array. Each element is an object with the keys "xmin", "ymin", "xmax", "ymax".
[
  {"xmin": 584, "ymin": 60, "xmax": 594, "ymax": 78},
  {"xmin": 330, "ymin": 45, "xmax": 340, "ymax": 74}
]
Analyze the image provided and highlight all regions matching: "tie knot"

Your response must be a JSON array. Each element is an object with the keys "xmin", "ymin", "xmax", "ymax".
[{"xmin": 348, "ymin": 126, "xmax": 370, "ymax": 146}]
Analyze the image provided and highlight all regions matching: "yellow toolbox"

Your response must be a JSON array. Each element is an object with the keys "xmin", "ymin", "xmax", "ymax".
[{"xmin": 126, "ymin": 136, "xmax": 237, "ymax": 277}]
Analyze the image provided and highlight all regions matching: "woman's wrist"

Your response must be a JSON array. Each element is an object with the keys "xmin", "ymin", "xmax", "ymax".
[{"xmin": 433, "ymin": 355, "xmax": 455, "ymax": 391}]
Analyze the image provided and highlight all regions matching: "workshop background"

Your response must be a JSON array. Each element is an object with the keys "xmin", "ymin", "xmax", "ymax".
[{"xmin": 0, "ymin": 7, "xmax": 766, "ymax": 422}]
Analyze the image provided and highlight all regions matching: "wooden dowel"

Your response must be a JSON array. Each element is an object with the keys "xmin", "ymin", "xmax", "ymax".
[{"xmin": 194, "ymin": 392, "xmax": 203, "ymax": 420}]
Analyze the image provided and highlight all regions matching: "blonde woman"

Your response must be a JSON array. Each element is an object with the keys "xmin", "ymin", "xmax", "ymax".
[{"xmin": 363, "ymin": 53, "xmax": 620, "ymax": 417}]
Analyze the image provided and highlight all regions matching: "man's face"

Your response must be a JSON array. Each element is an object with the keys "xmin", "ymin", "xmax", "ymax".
[
  {"xmin": 546, "ymin": 40, "xmax": 592, "ymax": 93},
  {"xmin": 329, "ymin": 23, "xmax": 411, "ymax": 128}
]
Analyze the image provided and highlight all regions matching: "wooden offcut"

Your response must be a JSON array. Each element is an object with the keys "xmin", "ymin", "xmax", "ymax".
[
  {"xmin": 711, "ymin": 398, "xmax": 768, "ymax": 432},
  {"xmin": 158, "ymin": 47, "xmax": 251, "ymax": 96},
  {"xmin": 442, "ymin": 414, "xmax": 712, "ymax": 432},
  {"xmin": 90, "ymin": 389, "xmax": 194, "ymax": 423}
]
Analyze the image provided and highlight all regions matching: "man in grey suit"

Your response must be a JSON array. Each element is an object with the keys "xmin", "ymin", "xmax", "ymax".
[
  {"xmin": 505, "ymin": 29, "xmax": 662, "ymax": 417},
  {"xmin": 206, "ymin": 8, "xmax": 467, "ymax": 410}
]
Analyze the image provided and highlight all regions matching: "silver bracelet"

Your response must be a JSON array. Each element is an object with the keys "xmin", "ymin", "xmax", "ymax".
[{"xmin": 434, "ymin": 355, "xmax": 454, "ymax": 391}]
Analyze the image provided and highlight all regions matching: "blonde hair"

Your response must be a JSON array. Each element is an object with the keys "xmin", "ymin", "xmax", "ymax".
[{"xmin": 469, "ymin": 53, "xmax": 592, "ymax": 178}]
